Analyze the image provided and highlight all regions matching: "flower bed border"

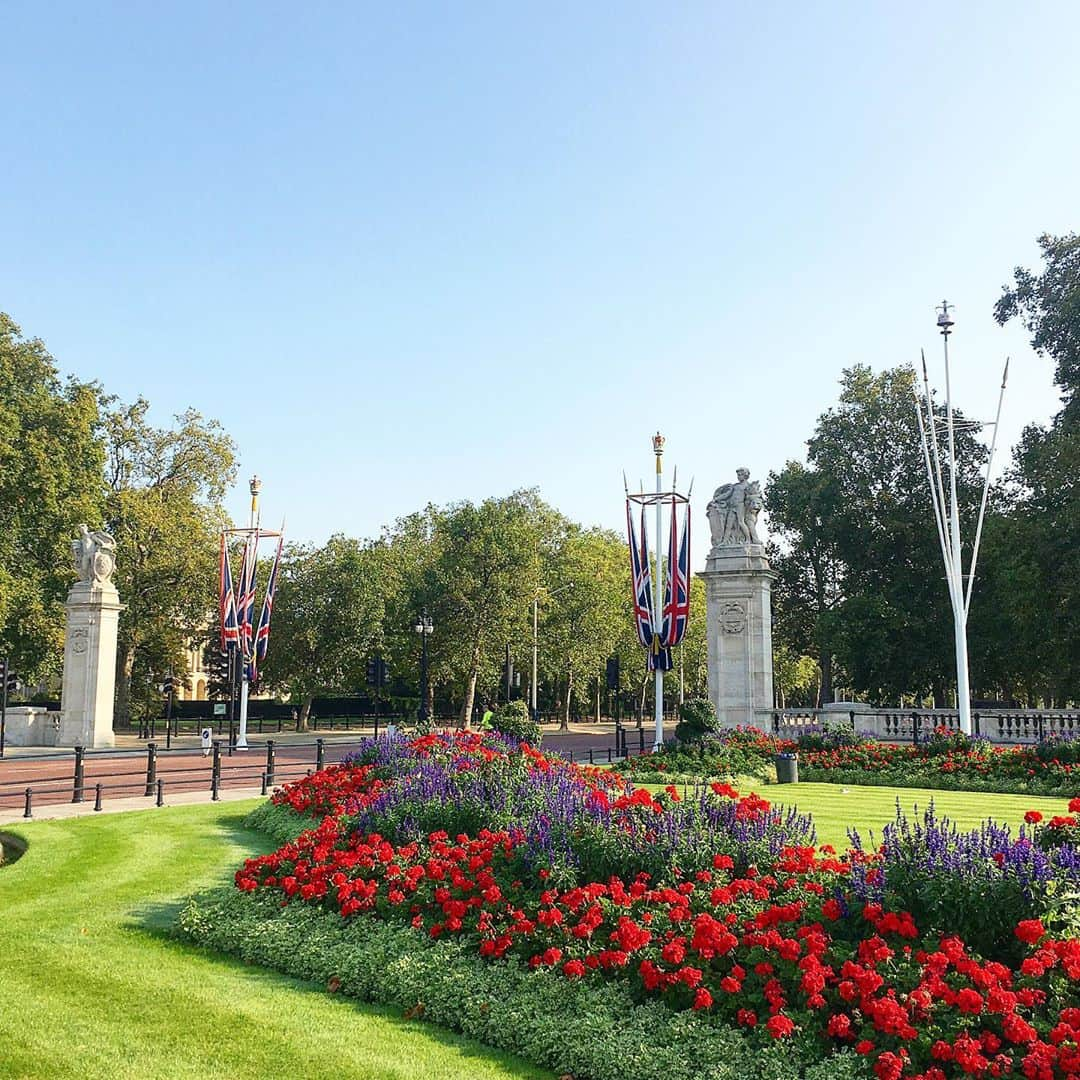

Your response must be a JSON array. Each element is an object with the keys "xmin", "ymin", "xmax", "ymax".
[{"xmin": 177, "ymin": 876, "xmax": 865, "ymax": 1080}]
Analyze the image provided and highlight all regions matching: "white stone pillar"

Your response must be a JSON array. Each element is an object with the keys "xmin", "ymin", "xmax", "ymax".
[
  {"xmin": 59, "ymin": 580, "xmax": 124, "ymax": 748},
  {"xmin": 698, "ymin": 545, "xmax": 776, "ymax": 730}
]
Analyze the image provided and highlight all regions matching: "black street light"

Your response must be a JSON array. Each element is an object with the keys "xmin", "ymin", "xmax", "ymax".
[{"xmin": 414, "ymin": 612, "xmax": 433, "ymax": 723}]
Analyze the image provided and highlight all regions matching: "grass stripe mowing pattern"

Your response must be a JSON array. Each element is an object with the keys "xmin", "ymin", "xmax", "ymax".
[{"xmin": 0, "ymin": 801, "xmax": 550, "ymax": 1080}]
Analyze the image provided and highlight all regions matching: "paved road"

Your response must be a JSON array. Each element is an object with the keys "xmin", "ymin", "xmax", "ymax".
[{"xmin": 0, "ymin": 722, "xmax": 673, "ymax": 815}]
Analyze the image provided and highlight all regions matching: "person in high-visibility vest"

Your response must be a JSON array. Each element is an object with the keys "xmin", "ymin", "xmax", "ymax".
[{"xmin": 480, "ymin": 703, "xmax": 494, "ymax": 731}]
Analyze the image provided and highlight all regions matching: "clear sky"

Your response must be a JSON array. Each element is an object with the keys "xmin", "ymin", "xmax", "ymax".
[{"xmin": 3, "ymin": 2, "xmax": 1077, "ymax": 563}]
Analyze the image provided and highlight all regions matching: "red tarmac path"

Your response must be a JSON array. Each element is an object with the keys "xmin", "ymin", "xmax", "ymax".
[{"xmin": 0, "ymin": 722, "xmax": 672, "ymax": 817}]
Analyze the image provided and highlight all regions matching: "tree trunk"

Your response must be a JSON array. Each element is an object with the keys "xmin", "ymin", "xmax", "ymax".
[
  {"xmin": 114, "ymin": 641, "xmax": 137, "ymax": 728},
  {"xmin": 461, "ymin": 673, "xmax": 478, "ymax": 729},
  {"xmin": 460, "ymin": 641, "xmax": 483, "ymax": 729},
  {"xmin": 817, "ymin": 649, "xmax": 833, "ymax": 707},
  {"xmin": 299, "ymin": 696, "xmax": 313, "ymax": 730},
  {"xmin": 561, "ymin": 667, "xmax": 573, "ymax": 731}
]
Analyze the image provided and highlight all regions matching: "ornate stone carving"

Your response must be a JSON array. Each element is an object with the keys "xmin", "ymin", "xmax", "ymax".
[
  {"xmin": 707, "ymin": 469, "xmax": 763, "ymax": 548},
  {"xmin": 720, "ymin": 601, "xmax": 746, "ymax": 634},
  {"xmin": 70, "ymin": 628, "xmax": 88, "ymax": 654},
  {"xmin": 72, "ymin": 525, "xmax": 117, "ymax": 586}
]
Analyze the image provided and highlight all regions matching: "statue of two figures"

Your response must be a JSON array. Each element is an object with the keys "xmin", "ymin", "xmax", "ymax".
[
  {"xmin": 707, "ymin": 468, "xmax": 764, "ymax": 549},
  {"xmin": 72, "ymin": 524, "xmax": 117, "ymax": 587}
]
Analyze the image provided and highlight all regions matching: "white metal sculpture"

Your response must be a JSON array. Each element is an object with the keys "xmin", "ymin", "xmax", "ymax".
[{"xmin": 913, "ymin": 301, "xmax": 1008, "ymax": 736}]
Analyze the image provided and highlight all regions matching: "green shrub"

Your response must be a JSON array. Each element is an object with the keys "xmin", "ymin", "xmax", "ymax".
[
  {"xmin": 177, "ymin": 888, "xmax": 868, "ymax": 1080},
  {"xmin": 491, "ymin": 700, "xmax": 542, "ymax": 745},
  {"xmin": 922, "ymin": 727, "xmax": 977, "ymax": 757},
  {"xmin": 674, "ymin": 697, "xmax": 719, "ymax": 744}
]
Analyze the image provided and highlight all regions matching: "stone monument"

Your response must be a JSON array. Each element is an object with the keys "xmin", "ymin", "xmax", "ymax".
[
  {"xmin": 59, "ymin": 525, "xmax": 123, "ymax": 748},
  {"xmin": 698, "ymin": 469, "xmax": 775, "ymax": 729}
]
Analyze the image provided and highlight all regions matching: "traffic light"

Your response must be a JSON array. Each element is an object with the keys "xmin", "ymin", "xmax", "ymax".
[
  {"xmin": 162, "ymin": 675, "xmax": 175, "ymax": 697},
  {"xmin": 606, "ymin": 656, "xmax": 620, "ymax": 691},
  {"xmin": 2, "ymin": 659, "xmax": 16, "ymax": 700},
  {"xmin": 367, "ymin": 656, "xmax": 390, "ymax": 689}
]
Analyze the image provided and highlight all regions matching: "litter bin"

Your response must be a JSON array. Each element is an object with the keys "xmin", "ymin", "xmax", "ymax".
[{"xmin": 775, "ymin": 752, "xmax": 799, "ymax": 784}]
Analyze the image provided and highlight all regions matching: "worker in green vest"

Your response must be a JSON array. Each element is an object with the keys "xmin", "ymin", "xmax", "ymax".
[{"xmin": 480, "ymin": 702, "xmax": 495, "ymax": 731}]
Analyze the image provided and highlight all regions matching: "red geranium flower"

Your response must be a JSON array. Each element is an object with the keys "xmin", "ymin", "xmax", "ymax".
[{"xmin": 1015, "ymin": 919, "xmax": 1046, "ymax": 945}]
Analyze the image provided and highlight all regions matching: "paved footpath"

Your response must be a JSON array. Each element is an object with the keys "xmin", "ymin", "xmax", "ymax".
[{"xmin": 0, "ymin": 721, "xmax": 672, "ymax": 825}]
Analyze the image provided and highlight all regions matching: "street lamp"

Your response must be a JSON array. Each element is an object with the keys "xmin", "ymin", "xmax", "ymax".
[
  {"xmin": 414, "ymin": 612, "xmax": 434, "ymax": 724},
  {"xmin": 530, "ymin": 583, "xmax": 574, "ymax": 723}
]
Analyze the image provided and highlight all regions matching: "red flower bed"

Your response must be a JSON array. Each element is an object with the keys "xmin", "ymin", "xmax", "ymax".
[{"xmin": 239, "ymin": 735, "xmax": 1080, "ymax": 1078}]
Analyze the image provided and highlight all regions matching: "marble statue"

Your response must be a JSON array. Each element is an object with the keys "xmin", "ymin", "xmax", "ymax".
[
  {"xmin": 706, "ymin": 469, "xmax": 763, "ymax": 547},
  {"xmin": 72, "ymin": 524, "xmax": 117, "ymax": 586}
]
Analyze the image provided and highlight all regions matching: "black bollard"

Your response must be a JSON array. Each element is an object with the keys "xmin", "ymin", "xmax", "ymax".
[
  {"xmin": 211, "ymin": 741, "xmax": 221, "ymax": 801},
  {"xmin": 72, "ymin": 746, "xmax": 85, "ymax": 804},
  {"xmin": 144, "ymin": 742, "xmax": 158, "ymax": 797},
  {"xmin": 94, "ymin": 783, "xmax": 103, "ymax": 812},
  {"xmin": 156, "ymin": 778, "xmax": 164, "ymax": 807}
]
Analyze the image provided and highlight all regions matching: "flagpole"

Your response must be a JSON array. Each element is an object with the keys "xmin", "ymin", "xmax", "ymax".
[
  {"xmin": 652, "ymin": 433, "xmax": 664, "ymax": 751},
  {"xmin": 237, "ymin": 474, "xmax": 261, "ymax": 750}
]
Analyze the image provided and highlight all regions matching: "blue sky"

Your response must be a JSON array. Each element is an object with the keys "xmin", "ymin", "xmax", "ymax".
[{"xmin": 3, "ymin": 2, "xmax": 1077, "ymax": 560}]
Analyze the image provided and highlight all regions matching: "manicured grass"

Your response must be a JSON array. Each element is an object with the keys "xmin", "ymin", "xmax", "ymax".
[
  {"xmin": 644, "ymin": 779, "xmax": 1073, "ymax": 849},
  {"xmin": 767, "ymin": 783, "xmax": 1073, "ymax": 849},
  {"xmin": 0, "ymin": 802, "xmax": 551, "ymax": 1080}
]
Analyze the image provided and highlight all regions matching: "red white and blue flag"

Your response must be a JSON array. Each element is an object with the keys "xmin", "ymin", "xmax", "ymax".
[
  {"xmin": 236, "ymin": 531, "xmax": 259, "ymax": 658},
  {"xmin": 661, "ymin": 497, "xmax": 691, "ymax": 649},
  {"xmin": 252, "ymin": 533, "xmax": 283, "ymax": 679},
  {"xmin": 626, "ymin": 502, "xmax": 673, "ymax": 672},
  {"xmin": 627, "ymin": 502, "xmax": 653, "ymax": 651},
  {"xmin": 219, "ymin": 534, "xmax": 239, "ymax": 652}
]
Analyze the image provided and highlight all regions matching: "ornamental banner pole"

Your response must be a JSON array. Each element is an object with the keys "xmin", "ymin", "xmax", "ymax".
[
  {"xmin": 237, "ymin": 475, "xmax": 262, "ymax": 750},
  {"xmin": 652, "ymin": 433, "xmax": 665, "ymax": 751}
]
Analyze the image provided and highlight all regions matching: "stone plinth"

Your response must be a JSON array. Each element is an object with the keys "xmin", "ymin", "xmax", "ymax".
[
  {"xmin": 698, "ymin": 544, "xmax": 776, "ymax": 730},
  {"xmin": 59, "ymin": 581, "xmax": 123, "ymax": 748},
  {"xmin": 2, "ymin": 706, "xmax": 63, "ymax": 747}
]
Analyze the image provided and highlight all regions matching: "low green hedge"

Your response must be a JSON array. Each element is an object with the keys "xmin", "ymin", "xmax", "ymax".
[
  {"xmin": 176, "ymin": 886, "xmax": 867, "ymax": 1080},
  {"xmin": 797, "ymin": 766, "xmax": 1076, "ymax": 797},
  {"xmin": 245, "ymin": 799, "xmax": 313, "ymax": 844}
]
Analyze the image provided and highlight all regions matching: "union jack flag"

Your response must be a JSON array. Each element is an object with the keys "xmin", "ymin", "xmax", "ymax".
[
  {"xmin": 252, "ymin": 533, "xmax": 283, "ymax": 680},
  {"xmin": 626, "ymin": 501, "xmax": 672, "ymax": 672},
  {"xmin": 661, "ymin": 497, "xmax": 691, "ymax": 649},
  {"xmin": 219, "ymin": 534, "xmax": 239, "ymax": 652},
  {"xmin": 236, "ymin": 531, "xmax": 259, "ymax": 658},
  {"xmin": 627, "ymin": 502, "xmax": 653, "ymax": 651}
]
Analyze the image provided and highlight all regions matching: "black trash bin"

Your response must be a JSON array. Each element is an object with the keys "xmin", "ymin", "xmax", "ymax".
[{"xmin": 775, "ymin": 752, "xmax": 799, "ymax": 784}]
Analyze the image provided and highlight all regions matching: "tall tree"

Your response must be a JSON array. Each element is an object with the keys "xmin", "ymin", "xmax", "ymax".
[
  {"xmin": 256, "ymin": 536, "xmax": 387, "ymax": 725},
  {"xmin": 768, "ymin": 365, "xmax": 988, "ymax": 704},
  {"xmin": 995, "ymin": 232, "xmax": 1080, "ymax": 702},
  {"xmin": 428, "ymin": 491, "xmax": 543, "ymax": 726},
  {"xmin": 0, "ymin": 313, "xmax": 104, "ymax": 680},
  {"xmin": 540, "ymin": 526, "xmax": 630, "ymax": 728},
  {"xmin": 103, "ymin": 398, "xmax": 236, "ymax": 724},
  {"xmin": 767, "ymin": 462, "xmax": 845, "ymax": 704}
]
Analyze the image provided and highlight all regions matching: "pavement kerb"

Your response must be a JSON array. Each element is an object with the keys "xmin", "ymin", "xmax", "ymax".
[{"xmin": 0, "ymin": 785, "xmax": 266, "ymax": 826}]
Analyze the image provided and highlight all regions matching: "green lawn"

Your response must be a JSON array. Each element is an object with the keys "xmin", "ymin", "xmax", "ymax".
[
  {"xmin": 0, "ymin": 802, "xmax": 551, "ymax": 1080},
  {"xmin": 645, "ymin": 779, "xmax": 1073, "ymax": 849}
]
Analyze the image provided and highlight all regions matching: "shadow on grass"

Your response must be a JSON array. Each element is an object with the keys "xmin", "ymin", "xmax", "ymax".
[
  {"xmin": 0, "ymin": 830, "xmax": 28, "ymax": 866},
  {"xmin": 130, "ymin": 809, "xmax": 270, "ymax": 933},
  {"xmin": 127, "ymin": 812, "xmax": 552, "ymax": 1079}
]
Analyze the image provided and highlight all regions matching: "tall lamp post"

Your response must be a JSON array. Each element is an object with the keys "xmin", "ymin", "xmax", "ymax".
[{"xmin": 415, "ymin": 612, "xmax": 433, "ymax": 724}]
